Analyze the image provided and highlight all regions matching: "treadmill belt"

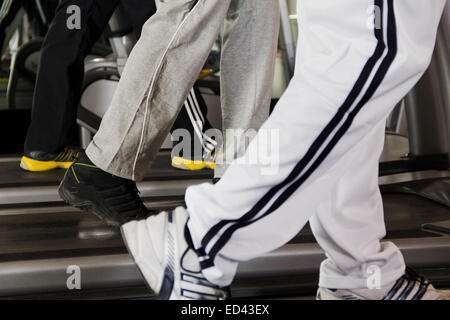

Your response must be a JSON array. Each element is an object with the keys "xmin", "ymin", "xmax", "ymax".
[
  {"xmin": 0, "ymin": 211, "xmax": 123, "ymax": 262},
  {"xmin": 0, "ymin": 193, "xmax": 448, "ymax": 264},
  {"xmin": 0, "ymin": 188, "xmax": 448, "ymax": 298},
  {"xmin": 380, "ymin": 177, "xmax": 450, "ymax": 207},
  {"xmin": 290, "ymin": 193, "xmax": 449, "ymax": 243},
  {"xmin": 423, "ymin": 220, "xmax": 450, "ymax": 235},
  {"xmin": 0, "ymin": 195, "xmax": 186, "ymax": 263},
  {"xmin": 382, "ymin": 193, "xmax": 450, "ymax": 229},
  {"xmin": 0, "ymin": 152, "xmax": 213, "ymax": 188}
]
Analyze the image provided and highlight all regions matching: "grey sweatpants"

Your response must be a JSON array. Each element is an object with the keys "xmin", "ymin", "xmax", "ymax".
[{"xmin": 86, "ymin": 0, "xmax": 280, "ymax": 180}]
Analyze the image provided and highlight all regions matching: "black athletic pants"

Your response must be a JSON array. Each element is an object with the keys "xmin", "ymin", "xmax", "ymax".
[
  {"xmin": 24, "ymin": 0, "xmax": 213, "ymax": 155},
  {"xmin": 23, "ymin": 0, "xmax": 156, "ymax": 152}
]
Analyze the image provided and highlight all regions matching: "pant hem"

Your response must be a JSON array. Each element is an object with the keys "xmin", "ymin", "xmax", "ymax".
[
  {"xmin": 318, "ymin": 268, "xmax": 405, "ymax": 290},
  {"xmin": 86, "ymin": 143, "xmax": 134, "ymax": 180}
]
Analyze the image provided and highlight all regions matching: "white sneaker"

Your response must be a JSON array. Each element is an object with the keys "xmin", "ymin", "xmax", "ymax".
[
  {"xmin": 120, "ymin": 207, "xmax": 228, "ymax": 300},
  {"xmin": 317, "ymin": 268, "xmax": 450, "ymax": 300}
]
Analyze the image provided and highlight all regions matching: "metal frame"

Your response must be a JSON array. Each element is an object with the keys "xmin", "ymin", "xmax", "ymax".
[
  {"xmin": 279, "ymin": 0, "xmax": 295, "ymax": 82},
  {"xmin": 435, "ymin": 3, "xmax": 450, "ymax": 168},
  {"xmin": 278, "ymin": 0, "xmax": 296, "ymax": 78},
  {"xmin": 0, "ymin": 179, "xmax": 208, "ymax": 206}
]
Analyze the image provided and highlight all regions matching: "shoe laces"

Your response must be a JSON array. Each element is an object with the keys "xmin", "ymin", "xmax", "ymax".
[
  {"xmin": 383, "ymin": 267, "xmax": 430, "ymax": 300},
  {"xmin": 119, "ymin": 179, "xmax": 150, "ymax": 219},
  {"xmin": 95, "ymin": 177, "xmax": 149, "ymax": 220},
  {"xmin": 179, "ymin": 271, "xmax": 228, "ymax": 300}
]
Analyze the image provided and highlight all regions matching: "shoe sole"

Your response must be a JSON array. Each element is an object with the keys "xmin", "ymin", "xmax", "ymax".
[
  {"xmin": 58, "ymin": 179, "xmax": 121, "ymax": 228},
  {"xmin": 120, "ymin": 224, "xmax": 158, "ymax": 296},
  {"xmin": 120, "ymin": 220, "xmax": 172, "ymax": 299},
  {"xmin": 21, "ymin": 156, "xmax": 73, "ymax": 172},
  {"xmin": 171, "ymin": 157, "xmax": 215, "ymax": 171}
]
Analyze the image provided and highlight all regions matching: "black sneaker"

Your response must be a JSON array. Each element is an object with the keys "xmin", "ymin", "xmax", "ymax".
[
  {"xmin": 58, "ymin": 153, "xmax": 152, "ymax": 227},
  {"xmin": 21, "ymin": 147, "xmax": 80, "ymax": 172}
]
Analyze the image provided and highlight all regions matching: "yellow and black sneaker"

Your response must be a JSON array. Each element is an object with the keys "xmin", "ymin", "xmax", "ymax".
[
  {"xmin": 59, "ymin": 153, "xmax": 154, "ymax": 227},
  {"xmin": 20, "ymin": 147, "xmax": 80, "ymax": 172},
  {"xmin": 171, "ymin": 156, "xmax": 216, "ymax": 171},
  {"xmin": 0, "ymin": 68, "xmax": 9, "ymax": 83}
]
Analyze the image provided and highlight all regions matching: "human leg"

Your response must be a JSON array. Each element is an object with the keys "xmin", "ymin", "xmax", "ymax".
[{"xmin": 214, "ymin": 0, "xmax": 279, "ymax": 178}]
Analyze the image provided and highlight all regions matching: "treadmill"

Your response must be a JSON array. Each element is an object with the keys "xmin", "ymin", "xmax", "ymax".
[
  {"xmin": 0, "ymin": 6, "xmax": 217, "ymax": 299},
  {"xmin": 0, "ymin": 5, "xmax": 449, "ymax": 300},
  {"xmin": 0, "ymin": 152, "xmax": 448, "ymax": 299},
  {"xmin": 0, "ymin": 152, "xmax": 212, "ymax": 299}
]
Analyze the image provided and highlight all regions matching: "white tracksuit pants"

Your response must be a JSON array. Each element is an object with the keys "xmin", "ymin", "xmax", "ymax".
[{"xmin": 186, "ymin": 0, "xmax": 447, "ymax": 288}]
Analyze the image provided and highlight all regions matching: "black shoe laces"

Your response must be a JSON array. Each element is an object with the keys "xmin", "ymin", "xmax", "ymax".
[
  {"xmin": 383, "ymin": 267, "xmax": 430, "ymax": 300},
  {"xmin": 114, "ymin": 179, "xmax": 150, "ymax": 220}
]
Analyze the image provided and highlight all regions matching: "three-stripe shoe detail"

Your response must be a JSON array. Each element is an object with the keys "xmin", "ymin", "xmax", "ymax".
[
  {"xmin": 160, "ymin": 213, "xmax": 227, "ymax": 300},
  {"xmin": 180, "ymin": 273, "xmax": 226, "ymax": 300},
  {"xmin": 121, "ymin": 208, "xmax": 227, "ymax": 300},
  {"xmin": 317, "ymin": 268, "xmax": 449, "ymax": 300},
  {"xmin": 383, "ymin": 268, "xmax": 430, "ymax": 300},
  {"xmin": 21, "ymin": 147, "xmax": 80, "ymax": 172}
]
